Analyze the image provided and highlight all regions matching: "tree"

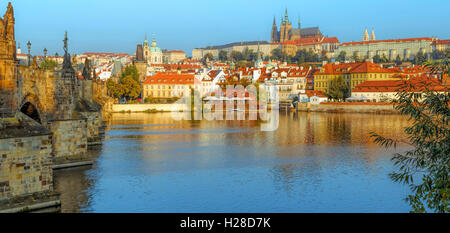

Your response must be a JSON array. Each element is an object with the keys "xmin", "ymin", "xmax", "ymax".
[
  {"xmin": 120, "ymin": 65, "xmax": 140, "ymax": 83},
  {"xmin": 370, "ymin": 58, "xmax": 449, "ymax": 213},
  {"xmin": 120, "ymin": 75, "xmax": 142, "ymax": 101},
  {"xmin": 107, "ymin": 65, "xmax": 142, "ymax": 102},
  {"xmin": 337, "ymin": 51, "xmax": 346, "ymax": 62},
  {"xmin": 395, "ymin": 55, "xmax": 402, "ymax": 66},
  {"xmin": 242, "ymin": 47, "xmax": 256, "ymax": 61},
  {"xmin": 351, "ymin": 53, "xmax": 360, "ymax": 62},
  {"xmin": 202, "ymin": 53, "xmax": 214, "ymax": 64},
  {"xmin": 326, "ymin": 76, "xmax": 350, "ymax": 101},
  {"xmin": 39, "ymin": 58, "xmax": 57, "ymax": 70},
  {"xmin": 414, "ymin": 51, "xmax": 427, "ymax": 65},
  {"xmin": 218, "ymin": 50, "xmax": 228, "ymax": 62},
  {"xmin": 230, "ymin": 51, "xmax": 244, "ymax": 62},
  {"xmin": 239, "ymin": 77, "xmax": 252, "ymax": 88},
  {"xmin": 373, "ymin": 54, "xmax": 380, "ymax": 63},
  {"xmin": 271, "ymin": 48, "xmax": 283, "ymax": 61}
]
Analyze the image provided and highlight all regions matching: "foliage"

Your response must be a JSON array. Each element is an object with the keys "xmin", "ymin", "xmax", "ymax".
[
  {"xmin": 239, "ymin": 77, "xmax": 252, "ymax": 88},
  {"xmin": 218, "ymin": 50, "xmax": 228, "ymax": 62},
  {"xmin": 370, "ymin": 58, "xmax": 450, "ymax": 213},
  {"xmin": 395, "ymin": 55, "xmax": 403, "ymax": 66},
  {"xmin": 431, "ymin": 49, "xmax": 449, "ymax": 60},
  {"xmin": 413, "ymin": 51, "xmax": 428, "ymax": 65},
  {"xmin": 107, "ymin": 74, "xmax": 141, "ymax": 101},
  {"xmin": 271, "ymin": 48, "xmax": 283, "ymax": 61},
  {"xmin": 336, "ymin": 51, "xmax": 346, "ymax": 62},
  {"xmin": 39, "ymin": 59, "xmax": 57, "ymax": 70},
  {"xmin": 293, "ymin": 49, "xmax": 320, "ymax": 64},
  {"xmin": 231, "ymin": 51, "xmax": 244, "ymax": 62},
  {"xmin": 373, "ymin": 54, "xmax": 389, "ymax": 63},
  {"xmin": 120, "ymin": 65, "xmax": 140, "ymax": 83},
  {"xmin": 120, "ymin": 75, "xmax": 141, "ymax": 100},
  {"xmin": 202, "ymin": 53, "xmax": 214, "ymax": 64},
  {"xmin": 326, "ymin": 76, "xmax": 350, "ymax": 101}
]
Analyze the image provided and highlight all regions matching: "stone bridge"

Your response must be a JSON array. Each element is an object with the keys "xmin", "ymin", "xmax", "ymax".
[{"xmin": 0, "ymin": 2, "xmax": 109, "ymax": 211}]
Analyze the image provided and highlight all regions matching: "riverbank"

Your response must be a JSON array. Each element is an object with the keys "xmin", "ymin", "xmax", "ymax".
[
  {"xmin": 112, "ymin": 103, "xmax": 398, "ymax": 114},
  {"xmin": 298, "ymin": 103, "xmax": 397, "ymax": 114}
]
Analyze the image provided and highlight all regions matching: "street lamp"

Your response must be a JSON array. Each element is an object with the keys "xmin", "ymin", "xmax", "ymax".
[{"xmin": 27, "ymin": 41, "xmax": 31, "ymax": 66}]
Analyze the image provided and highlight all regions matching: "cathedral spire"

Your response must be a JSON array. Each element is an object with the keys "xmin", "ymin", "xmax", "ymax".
[
  {"xmin": 284, "ymin": 8, "xmax": 289, "ymax": 24},
  {"xmin": 151, "ymin": 33, "xmax": 157, "ymax": 47},
  {"xmin": 143, "ymin": 32, "xmax": 149, "ymax": 47},
  {"xmin": 363, "ymin": 28, "xmax": 369, "ymax": 42},
  {"xmin": 371, "ymin": 28, "xmax": 376, "ymax": 41}
]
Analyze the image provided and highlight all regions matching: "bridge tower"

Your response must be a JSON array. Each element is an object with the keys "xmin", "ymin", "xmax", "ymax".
[{"xmin": 0, "ymin": 2, "xmax": 19, "ymax": 118}]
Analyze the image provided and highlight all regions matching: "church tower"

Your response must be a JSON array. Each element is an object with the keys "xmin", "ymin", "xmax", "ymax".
[
  {"xmin": 279, "ymin": 8, "xmax": 292, "ymax": 42},
  {"xmin": 363, "ymin": 28, "xmax": 369, "ymax": 42},
  {"xmin": 143, "ymin": 33, "xmax": 150, "ymax": 61},
  {"xmin": 371, "ymin": 28, "xmax": 376, "ymax": 41},
  {"xmin": 270, "ymin": 16, "xmax": 279, "ymax": 43}
]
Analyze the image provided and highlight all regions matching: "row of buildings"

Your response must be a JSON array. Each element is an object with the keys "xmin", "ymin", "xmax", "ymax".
[
  {"xmin": 137, "ymin": 58, "xmax": 448, "ymax": 104},
  {"xmin": 192, "ymin": 8, "xmax": 449, "ymax": 62}
]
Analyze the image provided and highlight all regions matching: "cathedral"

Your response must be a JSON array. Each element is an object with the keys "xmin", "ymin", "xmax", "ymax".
[{"xmin": 270, "ymin": 9, "xmax": 323, "ymax": 43}]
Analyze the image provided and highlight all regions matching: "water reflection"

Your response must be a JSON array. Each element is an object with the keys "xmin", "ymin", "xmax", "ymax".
[{"xmin": 54, "ymin": 112, "xmax": 411, "ymax": 213}]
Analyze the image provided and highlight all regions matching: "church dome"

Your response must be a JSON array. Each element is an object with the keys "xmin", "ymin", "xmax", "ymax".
[{"xmin": 150, "ymin": 33, "xmax": 162, "ymax": 53}]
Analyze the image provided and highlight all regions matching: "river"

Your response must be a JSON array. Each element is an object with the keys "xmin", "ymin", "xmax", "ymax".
[{"xmin": 54, "ymin": 112, "xmax": 412, "ymax": 213}]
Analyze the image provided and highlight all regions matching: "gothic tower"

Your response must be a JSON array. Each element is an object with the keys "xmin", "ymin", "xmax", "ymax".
[
  {"xmin": 270, "ymin": 16, "xmax": 279, "ymax": 43},
  {"xmin": 363, "ymin": 28, "xmax": 369, "ymax": 42},
  {"xmin": 279, "ymin": 8, "xmax": 292, "ymax": 42},
  {"xmin": 0, "ymin": 2, "xmax": 19, "ymax": 118}
]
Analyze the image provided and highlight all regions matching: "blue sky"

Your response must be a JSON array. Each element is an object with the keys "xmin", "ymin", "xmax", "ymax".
[{"xmin": 5, "ymin": 0, "xmax": 450, "ymax": 56}]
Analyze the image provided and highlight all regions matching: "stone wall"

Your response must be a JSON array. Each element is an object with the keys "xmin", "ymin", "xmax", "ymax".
[
  {"xmin": 112, "ymin": 103, "xmax": 190, "ymax": 112},
  {"xmin": 47, "ymin": 119, "xmax": 88, "ymax": 164},
  {"xmin": 295, "ymin": 103, "xmax": 397, "ymax": 114},
  {"xmin": 0, "ymin": 134, "xmax": 53, "ymax": 201},
  {"xmin": 79, "ymin": 111, "xmax": 103, "ymax": 145}
]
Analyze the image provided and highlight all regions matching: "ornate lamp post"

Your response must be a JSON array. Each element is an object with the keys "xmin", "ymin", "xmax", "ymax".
[{"xmin": 27, "ymin": 41, "xmax": 31, "ymax": 66}]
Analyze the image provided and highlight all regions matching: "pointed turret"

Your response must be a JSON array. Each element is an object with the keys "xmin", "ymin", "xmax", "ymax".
[
  {"xmin": 271, "ymin": 16, "xmax": 279, "ymax": 43},
  {"xmin": 363, "ymin": 28, "xmax": 369, "ymax": 42},
  {"xmin": 151, "ymin": 33, "xmax": 157, "ymax": 47},
  {"xmin": 284, "ymin": 8, "xmax": 290, "ymax": 24},
  {"xmin": 371, "ymin": 28, "xmax": 376, "ymax": 41},
  {"xmin": 143, "ymin": 32, "xmax": 149, "ymax": 47}
]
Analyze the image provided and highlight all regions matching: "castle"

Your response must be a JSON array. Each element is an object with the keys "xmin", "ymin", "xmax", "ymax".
[{"xmin": 271, "ymin": 9, "xmax": 323, "ymax": 43}]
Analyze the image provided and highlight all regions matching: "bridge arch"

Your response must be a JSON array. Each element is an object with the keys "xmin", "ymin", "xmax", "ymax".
[{"xmin": 19, "ymin": 93, "xmax": 45, "ymax": 124}]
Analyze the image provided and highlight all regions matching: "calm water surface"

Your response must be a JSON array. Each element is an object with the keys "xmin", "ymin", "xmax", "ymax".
[{"xmin": 54, "ymin": 112, "xmax": 412, "ymax": 213}]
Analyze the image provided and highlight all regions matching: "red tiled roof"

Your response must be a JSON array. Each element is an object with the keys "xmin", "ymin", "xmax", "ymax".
[
  {"xmin": 304, "ymin": 90, "xmax": 327, "ymax": 98},
  {"xmin": 168, "ymin": 50, "xmax": 185, "ymax": 54},
  {"xmin": 316, "ymin": 61, "xmax": 392, "ymax": 75},
  {"xmin": 434, "ymin": 39, "xmax": 450, "ymax": 45},
  {"xmin": 322, "ymin": 37, "xmax": 340, "ymax": 44},
  {"xmin": 353, "ymin": 76, "xmax": 447, "ymax": 93},
  {"xmin": 143, "ymin": 72, "xmax": 195, "ymax": 85},
  {"xmin": 341, "ymin": 37, "xmax": 434, "ymax": 46}
]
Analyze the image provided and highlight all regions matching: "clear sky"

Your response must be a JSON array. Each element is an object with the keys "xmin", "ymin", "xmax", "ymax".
[{"xmin": 5, "ymin": 0, "xmax": 450, "ymax": 56}]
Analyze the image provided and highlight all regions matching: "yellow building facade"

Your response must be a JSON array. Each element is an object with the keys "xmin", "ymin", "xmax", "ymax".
[{"xmin": 314, "ymin": 61, "xmax": 397, "ymax": 94}]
